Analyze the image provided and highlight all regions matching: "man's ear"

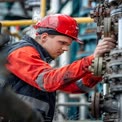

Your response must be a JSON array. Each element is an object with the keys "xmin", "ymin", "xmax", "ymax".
[{"xmin": 41, "ymin": 33, "xmax": 48, "ymax": 43}]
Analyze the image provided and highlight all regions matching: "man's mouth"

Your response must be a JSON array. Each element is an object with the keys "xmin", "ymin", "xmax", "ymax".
[{"xmin": 57, "ymin": 52, "xmax": 63, "ymax": 55}]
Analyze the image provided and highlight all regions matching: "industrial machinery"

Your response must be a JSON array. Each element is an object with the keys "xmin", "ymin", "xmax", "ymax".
[{"xmin": 89, "ymin": 0, "xmax": 122, "ymax": 122}]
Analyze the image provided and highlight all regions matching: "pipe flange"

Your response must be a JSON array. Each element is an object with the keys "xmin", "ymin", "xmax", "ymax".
[
  {"xmin": 90, "ymin": 92, "xmax": 103, "ymax": 119},
  {"xmin": 89, "ymin": 57, "xmax": 106, "ymax": 76},
  {"xmin": 111, "ymin": 4, "xmax": 122, "ymax": 22}
]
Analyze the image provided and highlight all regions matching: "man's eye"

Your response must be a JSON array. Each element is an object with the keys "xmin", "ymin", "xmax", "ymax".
[{"xmin": 60, "ymin": 41, "xmax": 65, "ymax": 45}]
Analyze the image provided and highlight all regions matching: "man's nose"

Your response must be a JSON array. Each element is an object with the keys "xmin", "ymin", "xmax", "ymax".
[{"xmin": 62, "ymin": 46, "xmax": 69, "ymax": 51}]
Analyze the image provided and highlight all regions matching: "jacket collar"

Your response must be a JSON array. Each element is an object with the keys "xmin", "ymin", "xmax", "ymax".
[{"xmin": 22, "ymin": 35, "xmax": 54, "ymax": 63}]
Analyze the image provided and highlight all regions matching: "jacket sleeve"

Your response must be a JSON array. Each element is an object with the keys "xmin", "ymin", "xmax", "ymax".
[
  {"xmin": 58, "ymin": 73, "xmax": 102, "ymax": 93},
  {"xmin": 6, "ymin": 46, "xmax": 98, "ymax": 92}
]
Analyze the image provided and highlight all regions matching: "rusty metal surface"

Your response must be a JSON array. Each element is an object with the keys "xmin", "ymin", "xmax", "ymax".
[
  {"xmin": 89, "ymin": 1, "xmax": 122, "ymax": 122},
  {"xmin": 90, "ymin": 92, "xmax": 103, "ymax": 119}
]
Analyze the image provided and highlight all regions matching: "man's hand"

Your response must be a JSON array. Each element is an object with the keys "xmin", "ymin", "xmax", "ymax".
[{"xmin": 93, "ymin": 36, "xmax": 116, "ymax": 57}]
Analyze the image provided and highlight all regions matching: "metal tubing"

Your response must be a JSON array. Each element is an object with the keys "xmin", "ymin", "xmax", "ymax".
[
  {"xmin": 119, "ymin": 94, "xmax": 122, "ymax": 122},
  {"xmin": 0, "ymin": 20, "xmax": 37, "ymax": 27},
  {"xmin": 0, "ymin": 17, "xmax": 94, "ymax": 26},
  {"xmin": 118, "ymin": 18, "xmax": 122, "ymax": 49},
  {"xmin": 32, "ymin": 7, "xmax": 41, "ymax": 21},
  {"xmin": 53, "ymin": 119, "xmax": 103, "ymax": 122},
  {"xmin": 56, "ymin": 102, "xmax": 91, "ymax": 107},
  {"xmin": 40, "ymin": 0, "xmax": 46, "ymax": 18},
  {"xmin": 74, "ymin": 17, "xmax": 94, "ymax": 23}
]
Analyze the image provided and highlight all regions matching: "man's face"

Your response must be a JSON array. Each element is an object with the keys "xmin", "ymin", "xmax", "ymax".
[{"xmin": 40, "ymin": 33, "xmax": 73, "ymax": 59}]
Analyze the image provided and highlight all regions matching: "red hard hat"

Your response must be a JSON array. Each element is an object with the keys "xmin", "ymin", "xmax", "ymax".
[{"xmin": 34, "ymin": 14, "xmax": 82, "ymax": 43}]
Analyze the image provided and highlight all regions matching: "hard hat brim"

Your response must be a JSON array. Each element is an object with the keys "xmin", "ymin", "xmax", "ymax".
[{"xmin": 73, "ymin": 37, "xmax": 83, "ymax": 44}]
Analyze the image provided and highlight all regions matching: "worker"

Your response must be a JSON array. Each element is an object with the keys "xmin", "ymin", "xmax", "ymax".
[{"xmin": 5, "ymin": 14, "xmax": 116, "ymax": 122}]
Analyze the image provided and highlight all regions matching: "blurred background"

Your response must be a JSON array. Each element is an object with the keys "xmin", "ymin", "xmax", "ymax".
[{"xmin": 0, "ymin": 0, "xmax": 102, "ymax": 122}]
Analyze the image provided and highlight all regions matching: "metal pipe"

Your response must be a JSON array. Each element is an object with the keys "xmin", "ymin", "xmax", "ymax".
[
  {"xmin": 32, "ymin": 7, "xmax": 41, "ymax": 21},
  {"xmin": 80, "ymin": 94, "xmax": 87, "ymax": 120},
  {"xmin": 119, "ymin": 94, "xmax": 122, "ymax": 122},
  {"xmin": 53, "ymin": 119, "xmax": 103, "ymax": 122},
  {"xmin": 58, "ymin": 51, "xmax": 69, "ymax": 121},
  {"xmin": 56, "ymin": 102, "xmax": 91, "ymax": 107},
  {"xmin": 0, "ymin": 17, "xmax": 94, "ymax": 27},
  {"xmin": 50, "ymin": 0, "xmax": 60, "ymax": 14},
  {"xmin": 0, "ymin": 20, "xmax": 37, "ymax": 27},
  {"xmin": 40, "ymin": 0, "xmax": 46, "ymax": 18},
  {"xmin": 118, "ymin": 18, "xmax": 122, "ymax": 49},
  {"xmin": 74, "ymin": 17, "xmax": 94, "ymax": 23},
  {"xmin": 103, "ymin": 83, "xmax": 109, "ymax": 95}
]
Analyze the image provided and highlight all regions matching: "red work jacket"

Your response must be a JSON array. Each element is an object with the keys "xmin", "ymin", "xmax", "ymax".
[{"xmin": 6, "ymin": 46, "xmax": 101, "ymax": 93}]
